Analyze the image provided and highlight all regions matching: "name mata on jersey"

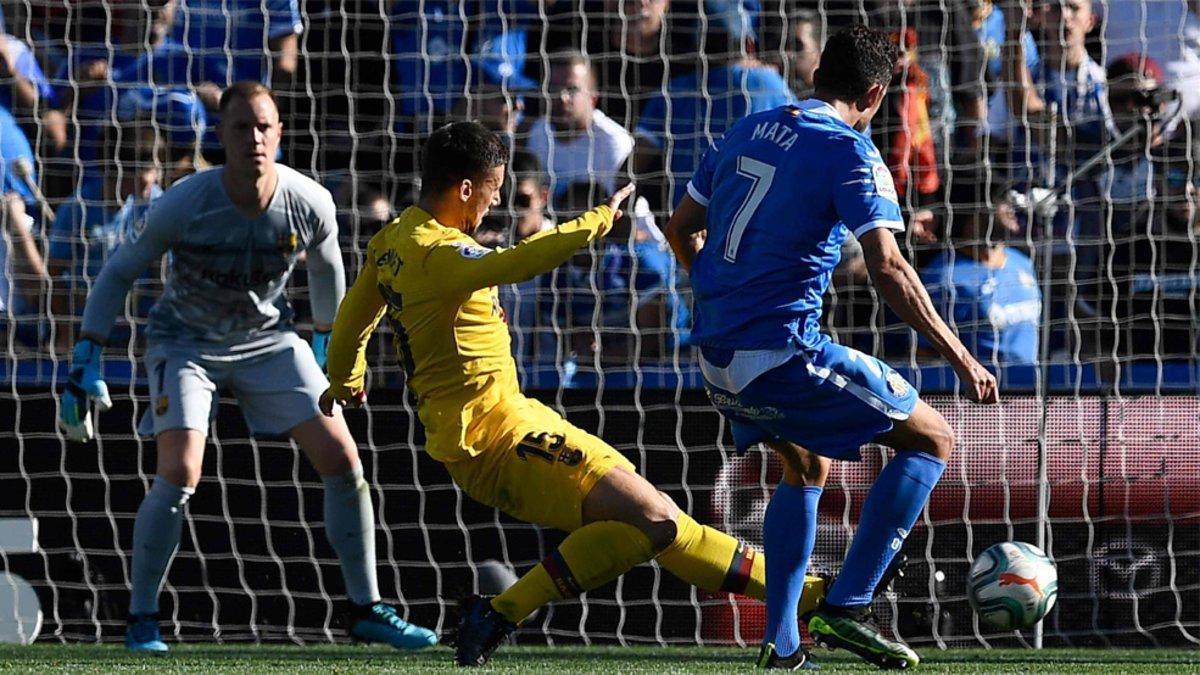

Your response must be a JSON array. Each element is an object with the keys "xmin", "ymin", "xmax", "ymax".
[{"xmin": 748, "ymin": 116, "xmax": 899, "ymax": 204}]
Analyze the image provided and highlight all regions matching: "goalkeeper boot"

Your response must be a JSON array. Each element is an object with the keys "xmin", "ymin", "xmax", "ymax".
[
  {"xmin": 454, "ymin": 595, "xmax": 517, "ymax": 667},
  {"xmin": 757, "ymin": 642, "xmax": 819, "ymax": 670},
  {"xmin": 807, "ymin": 601, "xmax": 919, "ymax": 670},
  {"xmin": 348, "ymin": 602, "xmax": 438, "ymax": 650},
  {"xmin": 124, "ymin": 614, "xmax": 168, "ymax": 653}
]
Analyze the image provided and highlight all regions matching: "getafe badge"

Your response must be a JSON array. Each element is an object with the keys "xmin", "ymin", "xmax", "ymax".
[
  {"xmin": 277, "ymin": 230, "xmax": 299, "ymax": 256},
  {"xmin": 155, "ymin": 394, "xmax": 170, "ymax": 416},
  {"xmin": 886, "ymin": 371, "xmax": 910, "ymax": 398}
]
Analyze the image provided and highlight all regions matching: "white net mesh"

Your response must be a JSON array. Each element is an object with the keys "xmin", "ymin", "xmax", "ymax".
[{"xmin": 0, "ymin": 0, "xmax": 1196, "ymax": 648}]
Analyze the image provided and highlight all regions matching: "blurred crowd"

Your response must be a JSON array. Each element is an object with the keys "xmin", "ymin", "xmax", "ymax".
[{"xmin": 1, "ymin": 0, "xmax": 1198, "ymax": 374}]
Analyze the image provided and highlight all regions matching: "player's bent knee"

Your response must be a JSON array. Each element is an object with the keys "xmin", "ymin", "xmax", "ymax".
[
  {"xmin": 923, "ymin": 417, "xmax": 955, "ymax": 461},
  {"xmin": 643, "ymin": 515, "xmax": 679, "ymax": 552},
  {"xmin": 638, "ymin": 491, "xmax": 680, "ymax": 550}
]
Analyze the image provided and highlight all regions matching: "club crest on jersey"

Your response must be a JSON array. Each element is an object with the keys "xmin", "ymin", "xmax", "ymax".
[
  {"xmin": 454, "ymin": 242, "xmax": 492, "ymax": 259},
  {"xmin": 886, "ymin": 371, "xmax": 910, "ymax": 398},
  {"xmin": 872, "ymin": 163, "xmax": 898, "ymax": 203},
  {"xmin": 277, "ymin": 231, "xmax": 299, "ymax": 256}
]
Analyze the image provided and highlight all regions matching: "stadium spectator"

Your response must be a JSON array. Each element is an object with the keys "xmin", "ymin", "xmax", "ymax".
[
  {"xmin": 635, "ymin": 0, "xmax": 794, "ymax": 208},
  {"xmin": 787, "ymin": 9, "xmax": 822, "ymax": 97},
  {"xmin": 477, "ymin": 151, "xmax": 555, "ymax": 361},
  {"xmin": 872, "ymin": 26, "xmax": 941, "ymax": 201},
  {"xmin": 1093, "ymin": 124, "xmax": 1199, "ymax": 362},
  {"xmin": 171, "ymin": 0, "xmax": 301, "ymax": 86},
  {"xmin": 997, "ymin": 0, "xmax": 1113, "ymax": 170},
  {"xmin": 1101, "ymin": 54, "xmax": 1174, "ymax": 218},
  {"xmin": 507, "ymin": 150, "xmax": 555, "ymax": 242},
  {"xmin": 586, "ymin": 0, "xmax": 680, "ymax": 125},
  {"xmin": 976, "ymin": 0, "xmax": 1039, "ymax": 144},
  {"xmin": 0, "ymin": 17, "xmax": 66, "ymax": 151},
  {"xmin": 0, "ymin": 192, "xmax": 49, "ymax": 350},
  {"xmin": 452, "ymin": 84, "xmax": 524, "ymax": 147},
  {"xmin": 998, "ymin": 0, "xmax": 1115, "ymax": 304},
  {"xmin": 550, "ymin": 181, "xmax": 680, "ymax": 361},
  {"xmin": 1102, "ymin": 0, "xmax": 1200, "ymax": 119},
  {"xmin": 54, "ymin": 1, "xmax": 209, "ymax": 168},
  {"xmin": 1079, "ymin": 54, "xmax": 1194, "ymax": 364},
  {"xmin": 47, "ymin": 125, "xmax": 164, "ymax": 350},
  {"xmin": 0, "ymin": 104, "xmax": 42, "ymax": 211},
  {"xmin": 920, "ymin": 176, "xmax": 1042, "ymax": 366},
  {"xmin": 873, "ymin": 0, "xmax": 987, "ymax": 159},
  {"xmin": 526, "ymin": 51, "xmax": 635, "ymax": 205},
  {"xmin": 392, "ymin": 1, "xmax": 550, "ymax": 130}
]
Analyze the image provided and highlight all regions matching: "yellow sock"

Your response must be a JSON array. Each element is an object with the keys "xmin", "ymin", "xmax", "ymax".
[
  {"xmin": 655, "ymin": 513, "xmax": 826, "ymax": 610},
  {"xmin": 491, "ymin": 520, "xmax": 655, "ymax": 624}
]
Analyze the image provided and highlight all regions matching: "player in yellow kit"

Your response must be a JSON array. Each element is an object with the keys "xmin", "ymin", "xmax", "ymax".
[{"xmin": 320, "ymin": 121, "xmax": 825, "ymax": 667}]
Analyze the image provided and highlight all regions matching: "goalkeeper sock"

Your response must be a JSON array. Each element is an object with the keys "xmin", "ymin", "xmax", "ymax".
[
  {"xmin": 827, "ymin": 452, "xmax": 945, "ymax": 607},
  {"xmin": 655, "ymin": 512, "xmax": 765, "ymax": 598},
  {"xmin": 762, "ymin": 483, "xmax": 822, "ymax": 658},
  {"xmin": 129, "ymin": 478, "xmax": 194, "ymax": 616},
  {"xmin": 322, "ymin": 463, "xmax": 381, "ymax": 606},
  {"xmin": 491, "ymin": 521, "xmax": 655, "ymax": 624}
]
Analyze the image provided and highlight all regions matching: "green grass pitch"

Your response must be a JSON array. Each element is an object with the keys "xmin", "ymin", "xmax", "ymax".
[{"xmin": 0, "ymin": 644, "xmax": 1196, "ymax": 673}]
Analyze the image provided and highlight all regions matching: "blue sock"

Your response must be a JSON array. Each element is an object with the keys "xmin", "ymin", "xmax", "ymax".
[
  {"xmin": 827, "ymin": 452, "xmax": 946, "ymax": 607},
  {"xmin": 762, "ymin": 482, "xmax": 822, "ymax": 657}
]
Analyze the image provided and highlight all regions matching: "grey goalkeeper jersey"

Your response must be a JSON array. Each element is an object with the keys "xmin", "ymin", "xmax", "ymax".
[{"xmin": 81, "ymin": 165, "xmax": 345, "ymax": 346}]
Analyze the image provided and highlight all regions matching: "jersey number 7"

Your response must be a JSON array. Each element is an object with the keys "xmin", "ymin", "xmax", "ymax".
[{"xmin": 723, "ymin": 156, "xmax": 777, "ymax": 264}]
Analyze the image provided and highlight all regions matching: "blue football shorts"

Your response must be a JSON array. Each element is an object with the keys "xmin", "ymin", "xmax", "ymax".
[{"xmin": 703, "ymin": 341, "xmax": 919, "ymax": 461}]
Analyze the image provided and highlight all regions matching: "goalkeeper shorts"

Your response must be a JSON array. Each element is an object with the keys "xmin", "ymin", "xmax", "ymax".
[
  {"xmin": 137, "ymin": 331, "xmax": 326, "ymax": 438},
  {"xmin": 702, "ymin": 340, "xmax": 919, "ymax": 461},
  {"xmin": 444, "ymin": 394, "xmax": 636, "ymax": 532}
]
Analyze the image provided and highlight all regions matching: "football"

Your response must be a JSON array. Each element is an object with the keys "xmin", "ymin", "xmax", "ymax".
[{"xmin": 968, "ymin": 542, "xmax": 1059, "ymax": 630}]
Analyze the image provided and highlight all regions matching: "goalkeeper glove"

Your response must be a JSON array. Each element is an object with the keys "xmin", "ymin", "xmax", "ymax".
[
  {"xmin": 58, "ymin": 338, "xmax": 112, "ymax": 443},
  {"xmin": 312, "ymin": 329, "xmax": 331, "ymax": 372}
]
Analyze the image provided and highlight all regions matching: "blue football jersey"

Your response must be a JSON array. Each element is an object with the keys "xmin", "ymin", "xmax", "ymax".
[
  {"xmin": 920, "ymin": 248, "xmax": 1042, "ymax": 365},
  {"xmin": 687, "ymin": 99, "xmax": 904, "ymax": 350}
]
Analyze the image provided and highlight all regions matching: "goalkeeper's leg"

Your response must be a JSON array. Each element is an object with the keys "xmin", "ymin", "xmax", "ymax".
[
  {"xmin": 126, "ymin": 429, "xmax": 206, "ymax": 653},
  {"xmin": 292, "ymin": 413, "xmax": 437, "ymax": 651}
]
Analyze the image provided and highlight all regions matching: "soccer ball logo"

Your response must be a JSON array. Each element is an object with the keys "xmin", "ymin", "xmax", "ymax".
[{"xmin": 968, "ymin": 541, "xmax": 1058, "ymax": 630}]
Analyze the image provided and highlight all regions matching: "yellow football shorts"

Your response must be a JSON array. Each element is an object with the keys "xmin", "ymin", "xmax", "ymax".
[{"xmin": 443, "ymin": 394, "xmax": 636, "ymax": 533}]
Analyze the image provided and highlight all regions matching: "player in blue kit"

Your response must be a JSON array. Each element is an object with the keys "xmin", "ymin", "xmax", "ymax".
[{"xmin": 666, "ymin": 26, "xmax": 998, "ymax": 670}]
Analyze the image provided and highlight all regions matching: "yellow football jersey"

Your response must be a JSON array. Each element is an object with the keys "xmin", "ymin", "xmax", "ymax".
[{"xmin": 326, "ymin": 204, "xmax": 615, "ymax": 462}]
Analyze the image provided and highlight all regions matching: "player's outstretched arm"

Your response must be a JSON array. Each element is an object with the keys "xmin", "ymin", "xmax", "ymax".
[
  {"xmin": 437, "ymin": 184, "xmax": 635, "ymax": 294},
  {"xmin": 59, "ymin": 204, "xmax": 178, "ymax": 442},
  {"xmin": 321, "ymin": 254, "xmax": 387, "ymax": 416},
  {"xmin": 859, "ymin": 227, "xmax": 999, "ymax": 404},
  {"xmin": 665, "ymin": 193, "xmax": 707, "ymax": 272}
]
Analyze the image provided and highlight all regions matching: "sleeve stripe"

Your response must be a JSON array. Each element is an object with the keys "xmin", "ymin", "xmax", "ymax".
[
  {"xmin": 852, "ymin": 219, "xmax": 905, "ymax": 238},
  {"xmin": 686, "ymin": 181, "xmax": 711, "ymax": 207}
]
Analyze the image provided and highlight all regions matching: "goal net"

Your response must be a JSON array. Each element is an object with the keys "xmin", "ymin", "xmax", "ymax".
[{"xmin": 0, "ymin": 0, "xmax": 1196, "ymax": 649}]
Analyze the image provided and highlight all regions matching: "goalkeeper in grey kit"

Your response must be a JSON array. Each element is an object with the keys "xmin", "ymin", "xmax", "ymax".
[{"xmin": 57, "ymin": 82, "xmax": 437, "ymax": 653}]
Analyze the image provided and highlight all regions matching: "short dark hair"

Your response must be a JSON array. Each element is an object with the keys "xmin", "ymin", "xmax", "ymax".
[
  {"xmin": 219, "ymin": 81, "xmax": 277, "ymax": 114},
  {"xmin": 419, "ymin": 121, "xmax": 509, "ymax": 197},
  {"xmin": 509, "ymin": 149, "xmax": 544, "ymax": 187},
  {"xmin": 813, "ymin": 24, "xmax": 898, "ymax": 101}
]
